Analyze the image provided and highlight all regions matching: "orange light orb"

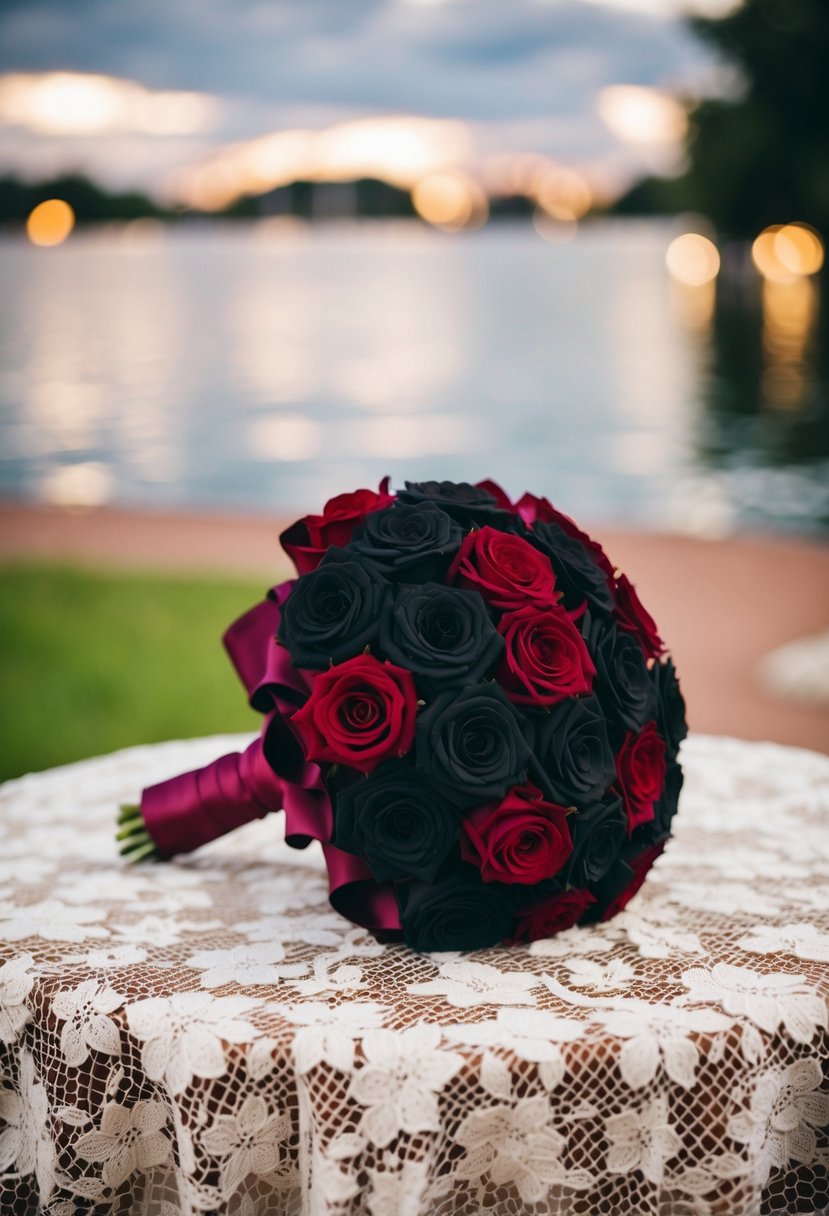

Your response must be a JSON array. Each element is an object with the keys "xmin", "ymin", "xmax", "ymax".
[{"xmin": 26, "ymin": 198, "xmax": 75, "ymax": 246}]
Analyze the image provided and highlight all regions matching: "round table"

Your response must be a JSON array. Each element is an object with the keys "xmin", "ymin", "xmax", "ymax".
[{"xmin": 1, "ymin": 734, "xmax": 827, "ymax": 1216}]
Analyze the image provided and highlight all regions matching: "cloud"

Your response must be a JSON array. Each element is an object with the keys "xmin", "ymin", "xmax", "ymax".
[
  {"xmin": 0, "ymin": 0, "xmax": 711, "ymax": 114},
  {"xmin": 0, "ymin": 0, "xmax": 718, "ymax": 192},
  {"xmin": 0, "ymin": 72, "xmax": 219, "ymax": 135}
]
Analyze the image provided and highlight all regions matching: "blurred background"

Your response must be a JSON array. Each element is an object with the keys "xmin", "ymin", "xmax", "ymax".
[{"xmin": 0, "ymin": 0, "xmax": 827, "ymax": 777}]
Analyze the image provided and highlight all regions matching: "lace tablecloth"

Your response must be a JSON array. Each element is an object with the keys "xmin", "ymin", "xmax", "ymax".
[{"xmin": 1, "ymin": 734, "xmax": 828, "ymax": 1216}]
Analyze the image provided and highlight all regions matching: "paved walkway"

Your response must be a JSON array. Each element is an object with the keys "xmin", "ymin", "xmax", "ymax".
[{"xmin": 1, "ymin": 502, "xmax": 827, "ymax": 755}]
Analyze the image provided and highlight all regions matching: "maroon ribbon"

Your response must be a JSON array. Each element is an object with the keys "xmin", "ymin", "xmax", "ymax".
[
  {"xmin": 324, "ymin": 843, "xmax": 402, "ymax": 940},
  {"xmin": 142, "ymin": 725, "xmax": 284, "ymax": 857},
  {"xmin": 140, "ymin": 584, "xmax": 402, "ymax": 936},
  {"xmin": 222, "ymin": 597, "xmax": 282, "ymax": 711}
]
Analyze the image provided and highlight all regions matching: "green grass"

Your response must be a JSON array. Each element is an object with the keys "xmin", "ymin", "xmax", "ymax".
[{"xmin": 0, "ymin": 562, "xmax": 273, "ymax": 782}]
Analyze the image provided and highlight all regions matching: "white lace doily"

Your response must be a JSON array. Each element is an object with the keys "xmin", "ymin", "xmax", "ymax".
[{"xmin": 1, "ymin": 733, "xmax": 828, "ymax": 1216}]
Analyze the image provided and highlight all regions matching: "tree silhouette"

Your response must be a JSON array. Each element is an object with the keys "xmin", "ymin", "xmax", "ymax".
[
  {"xmin": 616, "ymin": 0, "xmax": 829, "ymax": 238},
  {"xmin": 685, "ymin": 0, "xmax": 829, "ymax": 236}
]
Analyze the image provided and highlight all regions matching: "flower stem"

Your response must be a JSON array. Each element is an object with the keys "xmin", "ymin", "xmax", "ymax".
[{"xmin": 117, "ymin": 803, "xmax": 162, "ymax": 863}]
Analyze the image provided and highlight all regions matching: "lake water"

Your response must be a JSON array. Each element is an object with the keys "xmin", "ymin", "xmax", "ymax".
[{"xmin": 1, "ymin": 219, "xmax": 826, "ymax": 535}]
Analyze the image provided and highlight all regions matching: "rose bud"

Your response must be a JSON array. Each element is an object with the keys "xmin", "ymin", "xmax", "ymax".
[
  {"xmin": 278, "ymin": 550, "xmax": 387, "ymax": 669},
  {"xmin": 280, "ymin": 479, "xmax": 394, "ymax": 574},
  {"xmin": 498, "ymin": 604, "xmax": 596, "ymax": 706},
  {"xmin": 615, "ymin": 721, "xmax": 667, "ymax": 833},
  {"xmin": 380, "ymin": 583, "xmax": 503, "ymax": 690},
  {"xmin": 291, "ymin": 654, "xmax": 417, "ymax": 773},
  {"xmin": 460, "ymin": 783, "xmax": 574, "ymax": 885},
  {"xmin": 333, "ymin": 760, "xmax": 459, "ymax": 884},
  {"xmin": 449, "ymin": 526, "xmax": 557, "ymax": 611}
]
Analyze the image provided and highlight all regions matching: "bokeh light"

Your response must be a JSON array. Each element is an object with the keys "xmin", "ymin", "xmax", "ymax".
[
  {"xmin": 411, "ymin": 171, "xmax": 488, "ymax": 231},
  {"xmin": 534, "ymin": 167, "xmax": 593, "ymax": 222},
  {"xmin": 40, "ymin": 463, "xmax": 113, "ymax": 507},
  {"xmin": 26, "ymin": 199, "xmax": 75, "ymax": 247},
  {"xmin": 175, "ymin": 116, "xmax": 471, "ymax": 211},
  {"xmin": 774, "ymin": 223, "xmax": 824, "ymax": 277},
  {"xmin": 598, "ymin": 85, "xmax": 687, "ymax": 147},
  {"xmin": 752, "ymin": 227, "xmax": 789, "ymax": 282},
  {"xmin": 665, "ymin": 232, "xmax": 720, "ymax": 286},
  {"xmin": 752, "ymin": 224, "xmax": 825, "ymax": 282}
]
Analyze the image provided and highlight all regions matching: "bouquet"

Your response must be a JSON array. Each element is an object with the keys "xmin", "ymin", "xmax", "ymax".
[{"xmin": 118, "ymin": 479, "xmax": 687, "ymax": 951}]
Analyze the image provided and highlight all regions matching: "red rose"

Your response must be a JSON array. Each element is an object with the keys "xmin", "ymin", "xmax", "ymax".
[
  {"xmin": 515, "ymin": 491, "xmax": 556, "ymax": 528},
  {"xmin": 600, "ymin": 842, "xmax": 665, "ymax": 921},
  {"xmin": 498, "ymin": 604, "xmax": 596, "ymax": 705},
  {"xmin": 448, "ymin": 526, "xmax": 557, "ymax": 610},
  {"xmin": 613, "ymin": 573, "xmax": 665, "ymax": 660},
  {"xmin": 516, "ymin": 493, "xmax": 614, "ymax": 578},
  {"xmin": 460, "ymin": 783, "xmax": 574, "ymax": 885},
  {"xmin": 475, "ymin": 479, "xmax": 516, "ymax": 511},
  {"xmin": 280, "ymin": 479, "xmax": 394, "ymax": 574},
  {"xmin": 615, "ymin": 721, "xmax": 667, "ymax": 833},
  {"xmin": 291, "ymin": 654, "xmax": 416, "ymax": 773},
  {"xmin": 511, "ymin": 888, "xmax": 596, "ymax": 942}
]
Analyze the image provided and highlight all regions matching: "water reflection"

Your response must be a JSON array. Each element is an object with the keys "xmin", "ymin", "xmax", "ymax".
[
  {"xmin": 761, "ymin": 276, "xmax": 817, "ymax": 409},
  {"xmin": 684, "ymin": 248, "xmax": 828, "ymax": 532},
  {"xmin": 230, "ymin": 271, "xmax": 316, "ymax": 405},
  {"xmin": 0, "ymin": 221, "xmax": 826, "ymax": 534}
]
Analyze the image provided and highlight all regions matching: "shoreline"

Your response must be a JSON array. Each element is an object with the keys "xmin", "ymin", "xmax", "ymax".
[{"xmin": 1, "ymin": 499, "xmax": 827, "ymax": 755}]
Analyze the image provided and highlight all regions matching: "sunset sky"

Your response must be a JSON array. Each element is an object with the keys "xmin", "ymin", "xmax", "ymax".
[{"xmin": 0, "ymin": 0, "xmax": 738, "ymax": 202}]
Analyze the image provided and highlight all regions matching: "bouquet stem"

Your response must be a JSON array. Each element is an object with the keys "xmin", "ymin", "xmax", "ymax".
[{"xmin": 117, "ymin": 803, "xmax": 161, "ymax": 863}]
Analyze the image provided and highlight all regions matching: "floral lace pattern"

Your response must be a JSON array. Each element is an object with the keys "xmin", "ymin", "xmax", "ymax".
[{"xmin": 1, "ymin": 733, "xmax": 828, "ymax": 1215}]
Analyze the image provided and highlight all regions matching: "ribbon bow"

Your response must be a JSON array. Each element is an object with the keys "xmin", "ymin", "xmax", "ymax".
[{"xmin": 137, "ymin": 585, "xmax": 402, "ymax": 938}]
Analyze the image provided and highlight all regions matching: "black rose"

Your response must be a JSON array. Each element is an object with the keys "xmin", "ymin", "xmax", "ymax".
[
  {"xmin": 530, "ymin": 694, "xmax": 617, "ymax": 806},
  {"xmin": 584, "ymin": 838, "xmax": 665, "ymax": 923},
  {"xmin": 399, "ymin": 871, "xmax": 514, "ymax": 951},
  {"xmin": 583, "ymin": 614, "xmax": 655, "ymax": 732},
  {"xmin": 347, "ymin": 501, "xmax": 463, "ymax": 581},
  {"xmin": 381, "ymin": 583, "xmax": 503, "ymax": 690},
  {"xmin": 333, "ymin": 760, "xmax": 459, "ymax": 884},
  {"xmin": 415, "ymin": 683, "xmax": 532, "ymax": 808},
  {"xmin": 651, "ymin": 658, "xmax": 688, "ymax": 760},
  {"xmin": 397, "ymin": 480, "xmax": 512, "ymax": 527},
  {"xmin": 581, "ymin": 853, "xmax": 634, "ymax": 923},
  {"xmin": 509, "ymin": 873, "xmax": 565, "ymax": 911},
  {"xmin": 278, "ymin": 549, "xmax": 386, "ymax": 669},
  {"xmin": 634, "ymin": 759, "xmax": 684, "ymax": 846},
  {"xmin": 565, "ymin": 793, "xmax": 627, "ymax": 887},
  {"xmin": 531, "ymin": 521, "xmax": 615, "ymax": 615}
]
